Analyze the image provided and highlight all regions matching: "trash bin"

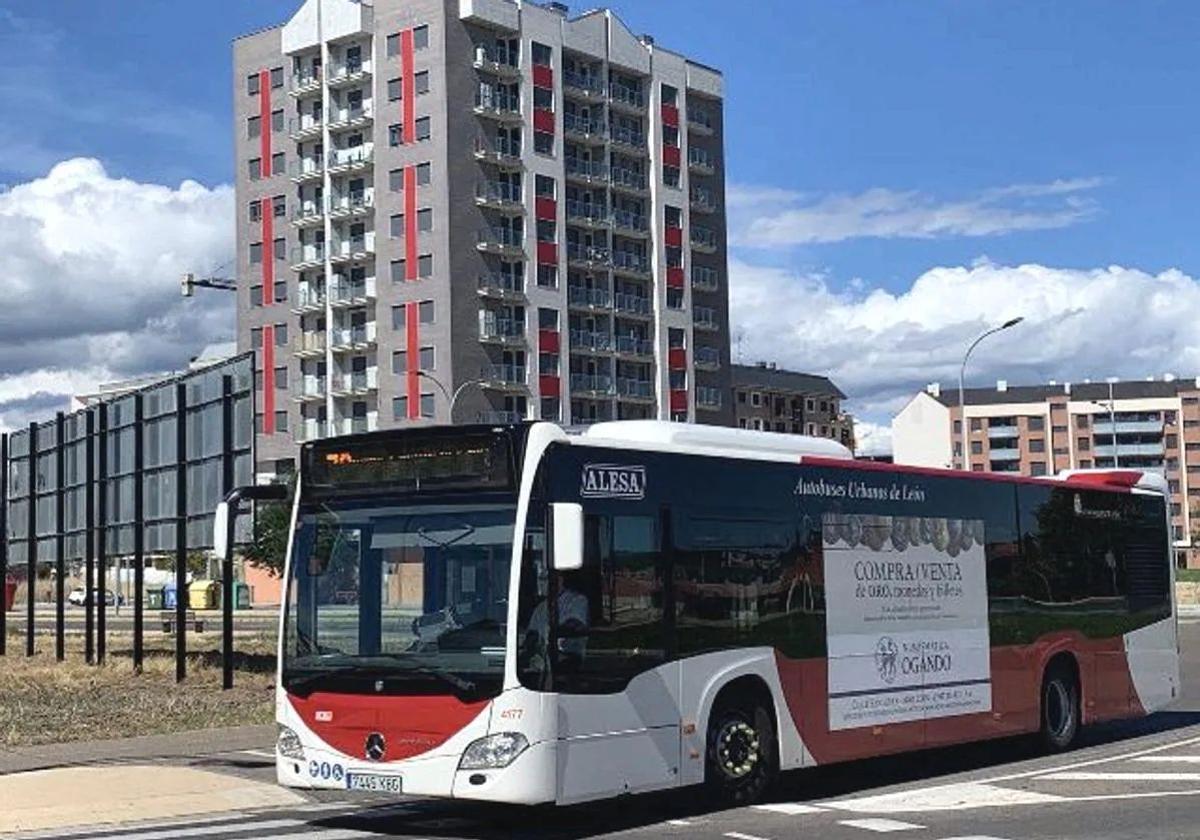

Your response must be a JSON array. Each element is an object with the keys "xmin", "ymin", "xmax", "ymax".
[
  {"xmin": 3, "ymin": 578, "xmax": 16, "ymax": 612},
  {"xmin": 146, "ymin": 587, "xmax": 165, "ymax": 610},
  {"xmin": 163, "ymin": 582, "xmax": 178, "ymax": 610},
  {"xmin": 234, "ymin": 582, "xmax": 252, "ymax": 610},
  {"xmin": 188, "ymin": 580, "xmax": 220, "ymax": 610}
]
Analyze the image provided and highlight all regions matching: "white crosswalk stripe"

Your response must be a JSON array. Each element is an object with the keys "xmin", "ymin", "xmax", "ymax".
[
  {"xmin": 1131, "ymin": 755, "xmax": 1200, "ymax": 764},
  {"xmin": 752, "ymin": 803, "xmax": 826, "ymax": 815},
  {"xmin": 837, "ymin": 818, "xmax": 925, "ymax": 833},
  {"xmin": 60, "ymin": 818, "xmax": 304, "ymax": 840},
  {"xmin": 1037, "ymin": 771, "xmax": 1200, "ymax": 782}
]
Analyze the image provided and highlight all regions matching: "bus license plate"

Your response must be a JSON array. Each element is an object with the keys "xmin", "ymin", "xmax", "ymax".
[{"xmin": 346, "ymin": 773, "xmax": 402, "ymax": 793}]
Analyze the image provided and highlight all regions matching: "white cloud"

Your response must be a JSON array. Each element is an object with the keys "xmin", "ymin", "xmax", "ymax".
[
  {"xmin": 730, "ymin": 178, "xmax": 1104, "ymax": 246},
  {"xmin": 729, "ymin": 257, "xmax": 1200, "ymax": 452},
  {"xmin": 0, "ymin": 158, "xmax": 233, "ymax": 432},
  {"xmin": 853, "ymin": 420, "xmax": 894, "ymax": 457}
]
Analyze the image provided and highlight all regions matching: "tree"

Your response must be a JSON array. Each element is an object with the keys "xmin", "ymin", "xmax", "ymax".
[{"xmin": 241, "ymin": 477, "xmax": 295, "ymax": 578}]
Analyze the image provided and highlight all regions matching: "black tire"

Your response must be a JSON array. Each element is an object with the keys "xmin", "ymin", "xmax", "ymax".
[
  {"xmin": 704, "ymin": 696, "xmax": 778, "ymax": 805},
  {"xmin": 1039, "ymin": 663, "xmax": 1080, "ymax": 752}
]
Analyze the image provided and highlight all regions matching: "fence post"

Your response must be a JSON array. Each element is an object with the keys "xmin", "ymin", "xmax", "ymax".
[
  {"xmin": 26, "ymin": 421, "xmax": 36, "ymax": 658},
  {"xmin": 55, "ymin": 412, "xmax": 65, "ymax": 662},
  {"xmin": 97, "ymin": 403, "xmax": 108, "ymax": 664},
  {"xmin": 221, "ymin": 375, "xmax": 235, "ymax": 690},
  {"xmin": 133, "ymin": 394, "xmax": 145, "ymax": 673},
  {"xmin": 85, "ymin": 411, "xmax": 95, "ymax": 664},
  {"xmin": 1, "ymin": 433, "xmax": 7, "ymax": 657},
  {"xmin": 175, "ymin": 382, "xmax": 187, "ymax": 683}
]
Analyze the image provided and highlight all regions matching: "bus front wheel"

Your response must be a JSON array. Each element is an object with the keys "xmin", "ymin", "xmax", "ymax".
[
  {"xmin": 1039, "ymin": 662, "xmax": 1080, "ymax": 752},
  {"xmin": 705, "ymin": 695, "xmax": 778, "ymax": 805}
]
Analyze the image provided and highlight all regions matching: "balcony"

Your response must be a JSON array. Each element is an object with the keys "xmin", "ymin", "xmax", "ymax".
[
  {"xmin": 327, "ymin": 145, "xmax": 374, "ymax": 174},
  {"xmin": 292, "ymin": 284, "xmax": 326, "ymax": 314},
  {"xmin": 478, "ymin": 410, "xmax": 524, "ymax": 424},
  {"xmin": 609, "ymin": 125, "xmax": 646, "ymax": 153},
  {"xmin": 473, "ymin": 45, "xmax": 521, "ymax": 79},
  {"xmin": 611, "ymin": 209, "xmax": 648, "ymax": 236},
  {"xmin": 329, "ymin": 322, "xmax": 377, "ymax": 351},
  {"xmin": 326, "ymin": 103, "xmax": 374, "ymax": 131},
  {"xmin": 290, "ymin": 242, "xmax": 325, "ymax": 270},
  {"xmin": 329, "ymin": 233, "xmax": 375, "ymax": 263},
  {"xmin": 616, "ymin": 378, "xmax": 654, "ymax": 401},
  {"xmin": 1093, "ymin": 419, "xmax": 1164, "ymax": 435},
  {"xmin": 295, "ymin": 332, "xmax": 327, "ymax": 359},
  {"xmin": 328, "ymin": 190, "xmax": 374, "ymax": 220},
  {"xmin": 474, "ymin": 89, "xmax": 522, "ymax": 122},
  {"xmin": 289, "ymin": 68, "xmax": 322, "ymax": 97},
  {"xmin": 565, "ymin": 158, "xmax": 608, "ymax": 185},
  {"xmin": 568, "ymin": 285, "xmax": 612, "ymax": 311},
  {"xmin": 329, "ymin": 276, "xmax": 376, "ymax": 307},
  {"xmin": 609, "ymin": 82, "xmax": 645, "ymax": 112},
  {"xmin": 476, "ymin": 180, "xmax": 524, "ymax": 211},
  {"xmin": 298, "ymin": 418, "xmax": 327, "ymax": 442},
  {"xmin": 563, "ymin": 70, "xmax": 605, "ymax": 100},
  {"xmin": 294, "ymin": 375, "xmax": 327, "ymax": 402},
  {"xmin": 288, "ymin": 113, "xmax": 323, "ymax": 141},
  {"xmin": 291, "ymin": 200, "xmax": 324, "ymax": 228},
  {"xmin": 690, "ymin": 190, "xmax": 718, "ymax": 214},
  {"xmin": 612, "ymin": 251, "xmax": 650, "ymax": 278},
  {"xmin": 477, "ymin": 272, "xmax": 525, "ymax": 300},
  {"xmin": 694, "ymin": 347, "xmax": 721, "ymax": 370},
  {"xmin": 1094, "ymin": 442, "xmax": 1165, "ymax": 458},
  {"xmin": 476, "ymin": 227, "xmax": 524, "ymax": 257},
  {"xmin": 615, "ymin": 335, "xmax": 654, "ymax": 358},
  {"xmin": 480, "ymin": 363, "xmax": 527, "ymax": 389},
  {"xmin": 571, "ymin": 373, "xmax": 615, "ymax": 397},
  {"xmin": 474, "ymin": 135, "xmax": 522, "ymax": 168},
  {"xmin": 687, "ymin": 147, "xmax": 715, "ymax": 175},
  {"xmin": 327, "ymin": 59, "xmax": 373, "ymax": 88},
  {"xmin": 989, "ymin": 448, "xmax": 1021, "ymax": 462},
  {"xmin": 692, "ymin": 267, "xmax": 720, "ymax": 293},
  {"xmin": 691, "ymin": 227, "xmax": 718, "ymax": 253},
  {"xmin": 565, "ymin": 200, "xmax": 609, "ymax": 228},
  {"xmin": 338, "ymin": 411, "xmax": 379, "ymax": 436},
  {"xmin": 696, "ymin": 386, "xmax": 723, "ymax": 410},
  {"xmin": 289, "ymin": 157, "xmax": 324, "ymax": 183},
  {"xmin": 479, "ymin": 314, "xmax": 525, "ymax": 345},
  {"xmin": 569, "ymin": 329, "xmax": 613, "ymax": 354},
  {"xmin": 987, "ymin": 425, "xmax": 1019, "ymax": 439},
  {"xmin": 613, "ymin": 292, "xmax": 652, "ymax": 318},
  {"xmin": 563, "ymin": 113, "xmax": 606, "ymax": 143},
  {"xmin": 566, "ymin": 243, "xmax": 611, "ymax": 270},
  {"xmin": 693, "ymin": 307, "xmax": 719, "ymax": 331},
  {"xmin": 330, "ymin": 368, "xmax": 378, "ymax": 397},
  {"xmin": 609, "ymin": 167, "xmax": 648, "ymax": 194},
  {"xmin": 687, "ymin": 110, "xmax": 715, "ymax": 136}
]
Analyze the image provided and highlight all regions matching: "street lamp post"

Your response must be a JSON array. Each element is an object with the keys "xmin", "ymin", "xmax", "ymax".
[
  {"xmin": 416, "ymin": 372, "xmax": 485, "ymax": 423},
  {"xmin": 958, "ymin": 317, "xmax": 1024, "ymax": 470}
]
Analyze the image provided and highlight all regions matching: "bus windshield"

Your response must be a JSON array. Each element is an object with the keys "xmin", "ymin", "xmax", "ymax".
[{"xmin": 282, "ymin": 497, "xmax": 516, "ymax": 700}]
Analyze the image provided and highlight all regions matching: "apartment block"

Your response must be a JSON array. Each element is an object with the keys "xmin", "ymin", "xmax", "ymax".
[
  {"xmin": 731, "ymin": 363, "xmax": 855, "ymax": 451},
  {"xmin": 234, "ymin": 0, "xmax": 733, "ymax": 473},
  {"xmin": 893, "ymin": 378, "xmax": 1200, "ymax": 566}
]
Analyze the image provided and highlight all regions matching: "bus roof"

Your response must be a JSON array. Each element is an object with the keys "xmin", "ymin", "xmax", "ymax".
[{"xmin": 571, "ymin": 420, "xmax": 854, "ymax": 461}]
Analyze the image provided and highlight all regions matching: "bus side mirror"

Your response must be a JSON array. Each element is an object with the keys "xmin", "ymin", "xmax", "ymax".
[
  {"xmin": 213, "ymin": 501, "xmax": 231, "ymax": 560},
  {"xmin": 551, "ymin": 503, "xmax": 584, "ymax": 572}
]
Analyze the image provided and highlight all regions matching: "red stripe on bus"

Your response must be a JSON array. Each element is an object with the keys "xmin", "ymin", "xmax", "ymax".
[{"xmin": 800, "ymin": 456, "xmax": 1134, "ymax": 492}]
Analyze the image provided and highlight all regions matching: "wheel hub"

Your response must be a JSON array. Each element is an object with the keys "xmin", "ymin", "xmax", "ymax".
[{"xmin": 716, "ymin": 720, "xmax": 760, "ymax": 779}]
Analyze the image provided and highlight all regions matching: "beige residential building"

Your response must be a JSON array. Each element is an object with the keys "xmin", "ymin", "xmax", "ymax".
[{"xmin": 893, "ymin": 378, "xmax": 1200, "ymax": 567}]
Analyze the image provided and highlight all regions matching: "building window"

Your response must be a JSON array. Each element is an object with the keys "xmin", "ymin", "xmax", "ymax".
[
  {"xmin": 537, "ymin": 264, "xmax": 557, "ymax": 288},
  {"xmin": 250, "ymin": 327, "xmax": 262, "ymax": 348},
  {"xmin": 536, "ymin": 174, "xmax": 556, "ymax": 198},
  {"xmin": 389, "ymin": 124, "xmax": 402, "ymax": 146},
  {"xmin": 249, "ymin": 242, "xmax": 263, "ymax": 264},
  {"xmin": 247, "ymin": 73, "xmax": 261, "ymax": 96},
  {"xmin": 389, "ymin": 169, "xmax": 403, "ymax": 191},
  {"xmin": 1028, "ymin": 416, "xmax": 1045, "ymax": 431},
  {"xmin": 418, "ymin": 254, "xmax": 433, "ymax": 277},
  {"xmin": 274, "ymin": 410, "xmax": 289, "ymax": 433},
  {"xmin": 274, "ymin": 366, "xmax": 289, "ymax": 389},
  {"xmin": 533, "ymin": 86, "xmax": 553, "ymax": 109},
  {"xmin": 532, "ymin": 41, "xmax": 552, "ymax": 66},
  {"xmin": 415, "ymin": 70, "xmax": 430, "ymax": 95},
  {"xmin": 1029, "ymin": 438, "xmax": 1045, "ymax": 453},
  {"xmin": 419, "ymin": 346, "xmax": 435, "ymax": 370},
  {"xmin": 272, "ymin": 152, "xmax": 285, "ymax": 175},
  {"xmin": 666, "ymin": 288, "xmax": 684, "ymax": 309},
  {"xmin": 534, "ymin": 131, "xmax": 553, "ymax": 155},
  {"xmin": 417, "ymin": 208, "xmax": 433, "ymax": 232},
  {"xmin": 419, "ymin": 300, "xmax": 435, "ymax": 322},
  {"xmin": 249, "ymin": 285, "xmax": 262, "ymax": 306},
  {"xmin": 413, "ymin": 24, "xmax": 429, "ymax": 49},
  {"xmin": 388, "ymin": 78, "xmax": 402, "ymax": 101},
  {"xmin": 751, "ymin": 393, "xmax": 761, "ymax": 408},
  {"xmin": 390, "ymin": 260, "xmax": 406, "ymax": 283},
  {"xmin": 392, "ymin": 351, "xmax": 407, "ymax": 374},
  {"xmin": 1030, "ymin": 461, "xmax": 1047, "ymax": 476},
  {"xmin": 1078, "ymin": 437, "xmax": 1091, "ymax": 451},
  {"xmin": 390, "ymin": 214, "xmax": 404, "ymax": 237},
  {"xmin": 387, "ymin": 33, "xmax": 400, "ymax": 57},
  {"xmin": 247, "ymin": 116, "xmax": 261, "ymax": 138},
  {"xmin": 393, "ymin": 396, "xmax": 408, "ymax": 419},
  {"xmin": 248, "ymin": 158, "xmax": 261, "ymax": 181},
  {"xmin": 415, "ymin": 117, "xmax": 431, "ymax": 140},
  {"xmin": 663, "ymin": 166, "xmax": 680, "ymax": 188},
  {"xmin": 1075, "ymin": 414, "xmax": 1089, "ymax": 428},
  {"xmin": 249, "ymin": 201, "xmax": 262, "ymax": 223},
  {"xmin": 416, "ymin": 162, "xmax": 431, "ymax": 184},
  {"xmin": 272, "ymin": 195, "xmax": 286, "ymax": 217},
  {"xmin": 661, "ymin": 83, "xmax": 678, "ymax": 106},
  {"xmin": 274, "ymin": 324, "xmax": 288, "ymax": 345},
  {"xmin": 274, "ymin": 281, "xmax": 287, "ymax": 303},
  {"xmin": 273, "ymin": 238, "xmax": 286, "ymax": 260},
  {"xmin": 270, "ymin": 67, "xmax": 284, "ymax": 88},
  {"xmin": 420, "ymin": 393, "xmax": 435, "ymax": 418},
  {"xmin": 970, "ymin": 418, "xmax": 982, "ymax": 431},
  {"xmin": 970, "ymin": 440, "xmax": 983, "ymax": 455},
  {"xmin": 271, "ymin": 109, "xmax": 284, "ymax": 132}
]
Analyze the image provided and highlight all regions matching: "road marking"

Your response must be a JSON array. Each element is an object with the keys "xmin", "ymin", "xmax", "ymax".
[
  {"xmin": 239, "ymin": 749, "xmax": 278, "ymax": 759},
  {"xmin": 823, "ymin": 781, "xmax": 1065, "ymax": 814},
  {"xmin": 724, "ymin": 832, "xmax": 773, "ymax": 840},
  {"xmin": 85, "ymin": 818, "xmax": 302, "ymax": 840},
  {"xmin": 255, "ymin": 832, "xmax": 383, "ymax": 840},
  {"xmin": 6, "ymin": 813, "xmax": 264, "ymax": 840},
  {"xmin": 981, "ymin": 732, "xmax": 1200, "ymax": 784},
  {"xmin": 666, "ymin": 819, "xmax": 693, "ymax": 826},
  {"xmin": 837, "ymin": 818, "xmax": 925, "ymax": 832},
  {"xmin": 1132, "ymin": 755, "xmax": 1200, "ymax": 764},
  {"xmin": 1037, "ymin": 771, "xmax": 1200, "ymax": 782},
  {"xmin": 753, "ymin": 803, "xmax": 826, "ymax": 815}
]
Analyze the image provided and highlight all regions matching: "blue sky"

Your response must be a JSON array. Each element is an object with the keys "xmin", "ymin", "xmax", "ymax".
[{"xmin": 3, "ymin": 1, "xmax": 1199, "ymax": 447}]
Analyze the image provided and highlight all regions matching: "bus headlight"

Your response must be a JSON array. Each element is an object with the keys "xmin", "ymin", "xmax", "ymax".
[
  {"xmin": 277, "ymin": 725, "xmax": 305, "ymax": 760},
  {"xmin": 459, "ymin": 732, "xmax": 529, "ymax": 770}
]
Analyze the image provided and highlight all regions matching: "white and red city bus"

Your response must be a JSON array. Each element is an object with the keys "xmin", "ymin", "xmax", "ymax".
[{"xmin": 267, "ymin": 420, "xmax": 1178, "ymax": 805}]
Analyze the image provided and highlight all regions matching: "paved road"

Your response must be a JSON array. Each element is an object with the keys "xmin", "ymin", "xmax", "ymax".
[{"xmin": 8, "ymin": 618, "xmax": 1200, "ymax": 840}]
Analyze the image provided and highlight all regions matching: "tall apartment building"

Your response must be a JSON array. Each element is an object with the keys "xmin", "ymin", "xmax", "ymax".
[
  {"xmin": 730, "ymin": 363, "xmax": 855, "ymax": 451},
  {"xmin": 234, "ymin": 0, "xmax": 733, "ymax": 473},
  {"xmin": 893, "ymin": 377, "xmax": 1200, "ymax": 566}
]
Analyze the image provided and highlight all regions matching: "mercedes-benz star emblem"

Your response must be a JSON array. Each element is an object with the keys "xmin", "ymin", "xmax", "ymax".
[{"xmin": 365, "ymin": 732, "xmax": 387, "ymax": 762}]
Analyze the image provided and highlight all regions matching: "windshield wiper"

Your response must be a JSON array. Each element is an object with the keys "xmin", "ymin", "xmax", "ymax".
[
  {"xmin": 389, "ymin": 661, "xmax": 477, "ymax": 694},
  {"xmin": 285, "ymin": 665, "xmax": 391, "ymax": 697}
]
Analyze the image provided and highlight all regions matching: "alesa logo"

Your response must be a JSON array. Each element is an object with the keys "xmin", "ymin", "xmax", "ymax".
[{"xmin": 580, "ymin": 463, "xmax": 646, "ymax": 500}]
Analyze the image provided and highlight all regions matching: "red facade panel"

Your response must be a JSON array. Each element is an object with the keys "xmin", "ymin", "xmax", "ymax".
[
  {"xmin": 664, "ymin": 226, "xmax": 683, "ymax": 248},
  {"xmin": 670, "ymin": 389, "xmax": 688, "ymax": 412},
  {"xmin": 662, "ymin": 144, "xmax": 681, "ymax": 168},
  {"xmin": 535, "ymin": 196, "xmax": 557, "ymax": 221},
  {"xmin": 661, "ymin": 104, "xmax": 679, "ymax": 127},
  {"xmin": 404, "ymin": 166, "xmax": 418, "ymax": 280},
  {"xmin": 533, "ymin": 108, "xmax": 555, "ymax": 135},
  {"xmin": 666, "ymin": 267, "xmax": 685, "ymax": 289},
  {"xmin": 262, "ymin": 326, "xmax": 276, "ymax": 434},
  {"xmin": 405, "ymin": 301, "xmax": 419, "ymax": 419},
  {"xmin": 537, "ymin": 242, "xmax": 558, "ymax": 266},
  {"xmin": 532, "ymin": 64, "xmax": 554, "ymax": 88},
  {"xmin": 401, "ymin": 30, "xmax": 416, "ymax": 144},
  {"xmin": 539, "ymin": 375, "xmax": 561, "ymax": 398},
  {"xmin": 259, "ymin": 70, "xmax": 271, "ymax": 178},
  {"xmin": 261, "ymin": 199, "xmax": 274, "ymax": 305},
  {"xmin": 668, "ymin": 347, "xmax": 687, "ymax": 370},
  {"xmin": 538, "ymin": 329, "xmax": 560, "ymax": 353}
]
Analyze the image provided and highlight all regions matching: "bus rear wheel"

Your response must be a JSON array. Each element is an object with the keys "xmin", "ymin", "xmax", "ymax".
[
  {"xmin": 1039, "ymin": 662, "xmax": 1080, "ymax": 752},
  {"xmin": 705, "ymin": 696, "xmax": 778, "ymax": 805}
]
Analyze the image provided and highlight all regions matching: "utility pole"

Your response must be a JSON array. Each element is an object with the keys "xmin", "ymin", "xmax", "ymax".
[{"xmin": 180, "ymin": 274, "xmax": 237, "ymax": 296}]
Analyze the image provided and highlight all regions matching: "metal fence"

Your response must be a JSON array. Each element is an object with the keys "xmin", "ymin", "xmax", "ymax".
[{"xmin": 1, "ymin": 353, "xmax": 254, "ymax": 677}]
